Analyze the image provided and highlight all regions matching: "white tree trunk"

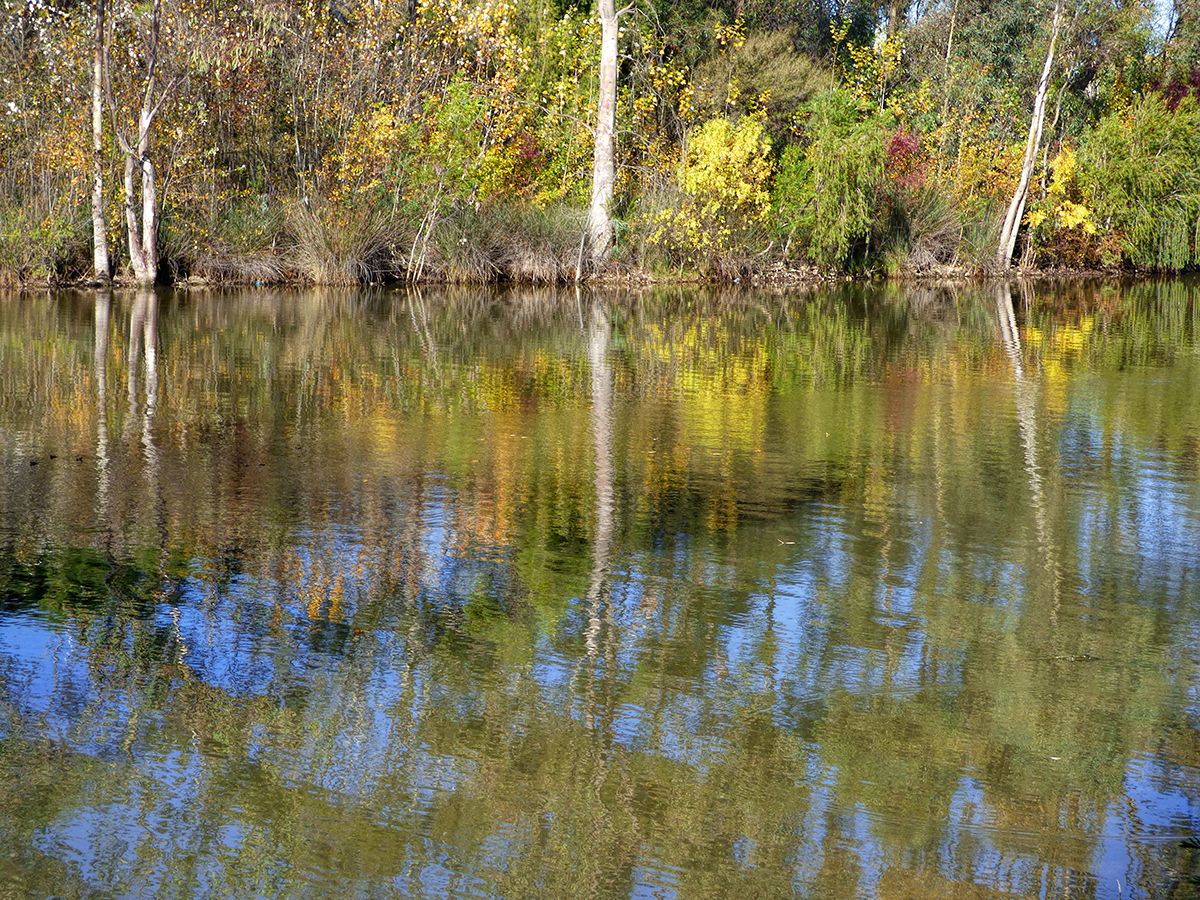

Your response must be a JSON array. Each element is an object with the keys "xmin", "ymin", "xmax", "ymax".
[
  {"xmin": 996, "ymin": 0, "xmax": 1064, "ymax": 270},
  {"xmin": 123, "ymin": 153, "xmax": 145, "ymax": 278},
  {"xmin": 91, "ymin": 0, "xmax": 110, "ymax": 281},
  {"xmin": 124, "ymin": 154, "xmax": 158, "ymax": 285},
  {"xmin": 586, "ymin": 0, "xmax": 618, "ymax": 263},
  {"xmin": 124, "ymin": 153, "xmax": 156, "ymax": 284},
  {"xmin": 112, "ymin": 0, "xmax": 166, "ymax": 285},
  {"xmin": 137, "ymin": 102, "xmax": 158, "ymax": 284}
]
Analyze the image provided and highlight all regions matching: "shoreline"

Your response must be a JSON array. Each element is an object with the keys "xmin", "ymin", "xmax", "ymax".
[{"xmin": 4, "ymin": 259, "xmax": 1175, "ymax": 293}]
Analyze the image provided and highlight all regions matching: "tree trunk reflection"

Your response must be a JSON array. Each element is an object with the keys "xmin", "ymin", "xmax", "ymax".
[
  {"xmin": 996, "ymin": 280, "xmax": 1060, "ymax": 604},
  {"xmin": 94, "ymin": 290, "xmax": 111, "ymax": 511}
]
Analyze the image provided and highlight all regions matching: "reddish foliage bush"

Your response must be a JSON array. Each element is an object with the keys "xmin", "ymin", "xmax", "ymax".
[
  {"xmin": 885, "ymin": 129, "xmax": 925, "ymax": 189},
  {"xmin": 1158, "ymin": 70, "xmax": 1200, "ymax": 111}
]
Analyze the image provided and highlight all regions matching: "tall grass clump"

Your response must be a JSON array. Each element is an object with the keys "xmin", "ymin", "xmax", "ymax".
[
  {"xmin": 875, "ymin": 184, "xmax": 966, "ymax": 276},
  {"xmin": 418, "ymin": 202, "xmax": 585, "ymax": 284},
  {"xmin": 491, "ymin": 204, "xmax": 586, "ymax": 283},
  {"xmin": 163, "ymin": 196, "xmax": 292, "ymax": 284},
  {"xmin": 289, "ymin": 200, "xmax": 404, "ymax": 285}
]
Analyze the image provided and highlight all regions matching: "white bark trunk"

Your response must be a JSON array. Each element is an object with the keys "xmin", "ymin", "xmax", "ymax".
[
  {"xmin": 138, "ymin": 101, "xmax": 158, "ymax": 283},
  {"xmin": 996, "ymin": 0, "xmax": 1064, "ymax": 270},
  {"xmin": 123, "ymin": 153, "xmax": 147, "ymax": 279},
  {"xmin": 91, "ymin": 0, "xmax": 110, "ymax": 281},
  {"xmin": 115, "ymin": 0, "xmax": 165, "ymax": 285},
  {"xmin": 105, "ymin": 0, "xmax": 169, "ymax": 285},
  {"xmin": 586, "ymin": 0, "xmax": 618, "ymax": 263},
  {"xmin": 125, "ymin": 151, "xmax": 158, "ymax": 285},
  {"xmin": 123, "ymin": 156, "xmax": 157, "ymax": 283}
]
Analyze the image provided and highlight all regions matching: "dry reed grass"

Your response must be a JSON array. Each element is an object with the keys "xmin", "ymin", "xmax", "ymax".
[
  {"xmin": 191, "ymin": 248, "xmax": 292, "ymax": 284},
  {"xmin": 289, "ymin": 201, "xmax": 404, "ymax": 284}
]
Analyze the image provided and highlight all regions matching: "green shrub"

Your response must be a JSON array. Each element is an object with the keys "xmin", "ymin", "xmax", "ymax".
[
  {"xmin": 1078, "ymin": 94, "xmax": 1200, "ymax": 270},
  {"xmin": 0, "ymin": 204, "xmax": 90, "ymax": 284},
  {"xmin": 690, "ymin": 30, "xmax": 833, "ymax": 139},
  {"xmin": 773, "ymin": 89, "xmax": 888, "ymax": 270}
]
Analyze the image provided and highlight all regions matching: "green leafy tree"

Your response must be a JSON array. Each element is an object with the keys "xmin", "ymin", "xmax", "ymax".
[
  {"xmin": 1078, "ymin": 93, "xmax": 1200, "ymax": 269},
  {"xmin": 774, "ymin": 89, "xmax": 888, "ymax": 269}
]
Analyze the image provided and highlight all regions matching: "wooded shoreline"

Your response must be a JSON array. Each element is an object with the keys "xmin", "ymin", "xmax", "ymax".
[{"xmin": 3, "ymin": 0, "xmax": 1199, "ymax": 288}]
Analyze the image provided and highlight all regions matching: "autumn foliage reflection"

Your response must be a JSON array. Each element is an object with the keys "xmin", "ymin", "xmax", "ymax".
[{"xmin": 0, "ymin": 282, "xmax": 1199, "ymax": 899}]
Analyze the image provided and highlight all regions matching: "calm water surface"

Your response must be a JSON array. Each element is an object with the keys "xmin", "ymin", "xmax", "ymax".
[{"xmin": 1, "ymin": 280, "xmax": 1199, "ymax": 900}]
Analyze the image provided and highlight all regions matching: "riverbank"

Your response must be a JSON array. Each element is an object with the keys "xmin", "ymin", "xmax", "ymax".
[
  {"xmin": 0, "ymin": 217, "xmax": 1148, "ymax": 291},
  {"xmin": 5, "ymin": 0, "xmax": 1199, "ymax": 298},
  {"xmin": 0, "ymin": 164, "xmax": 1186, "ymax": 291},
  {"xmin": 0, "ymin": 262, "xmax": 1151, "ymax": 292}
]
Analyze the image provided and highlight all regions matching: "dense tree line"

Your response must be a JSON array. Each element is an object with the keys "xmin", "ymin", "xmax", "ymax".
[{"xmin": 1, "ymin": 0, "xmax": 1198, "ymax": 283}]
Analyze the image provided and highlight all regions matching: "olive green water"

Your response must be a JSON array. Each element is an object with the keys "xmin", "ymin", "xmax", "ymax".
[{"xmin": 1, "ymin": 280, "xmax": 1199, "ymax": 900}]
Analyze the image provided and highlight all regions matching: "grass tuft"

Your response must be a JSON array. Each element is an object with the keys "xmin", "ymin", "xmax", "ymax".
[{"xmin": 289, "ymin": 200, "xmax": 403, "ymax": 284}]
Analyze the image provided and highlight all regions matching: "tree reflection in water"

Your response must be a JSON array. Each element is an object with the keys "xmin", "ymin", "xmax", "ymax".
[{"xmin": 0, "ymin": 281, "xmax": 1199, "ymax": 900}]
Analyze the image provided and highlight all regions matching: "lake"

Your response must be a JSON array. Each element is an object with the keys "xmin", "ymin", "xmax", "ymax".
[{"xmin": 1, "ymin": 279, "xmax": 1199, "ymax": 900}]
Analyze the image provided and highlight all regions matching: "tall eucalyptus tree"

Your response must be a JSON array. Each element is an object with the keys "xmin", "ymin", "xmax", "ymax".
[
  {"xmin": 105, "ymin": 0, "xmax": 182, "ymax": 285},
  {"xmin": 586, "ymin": 0, "xmax": 620, "ymax": 264},
  {"xmin": 91, "ymin": 0, "xmax": 110, "ymax": 282},
  {"xmin": 996, "ymin": 0, "xmax": 1065, "ymax": 269}
]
